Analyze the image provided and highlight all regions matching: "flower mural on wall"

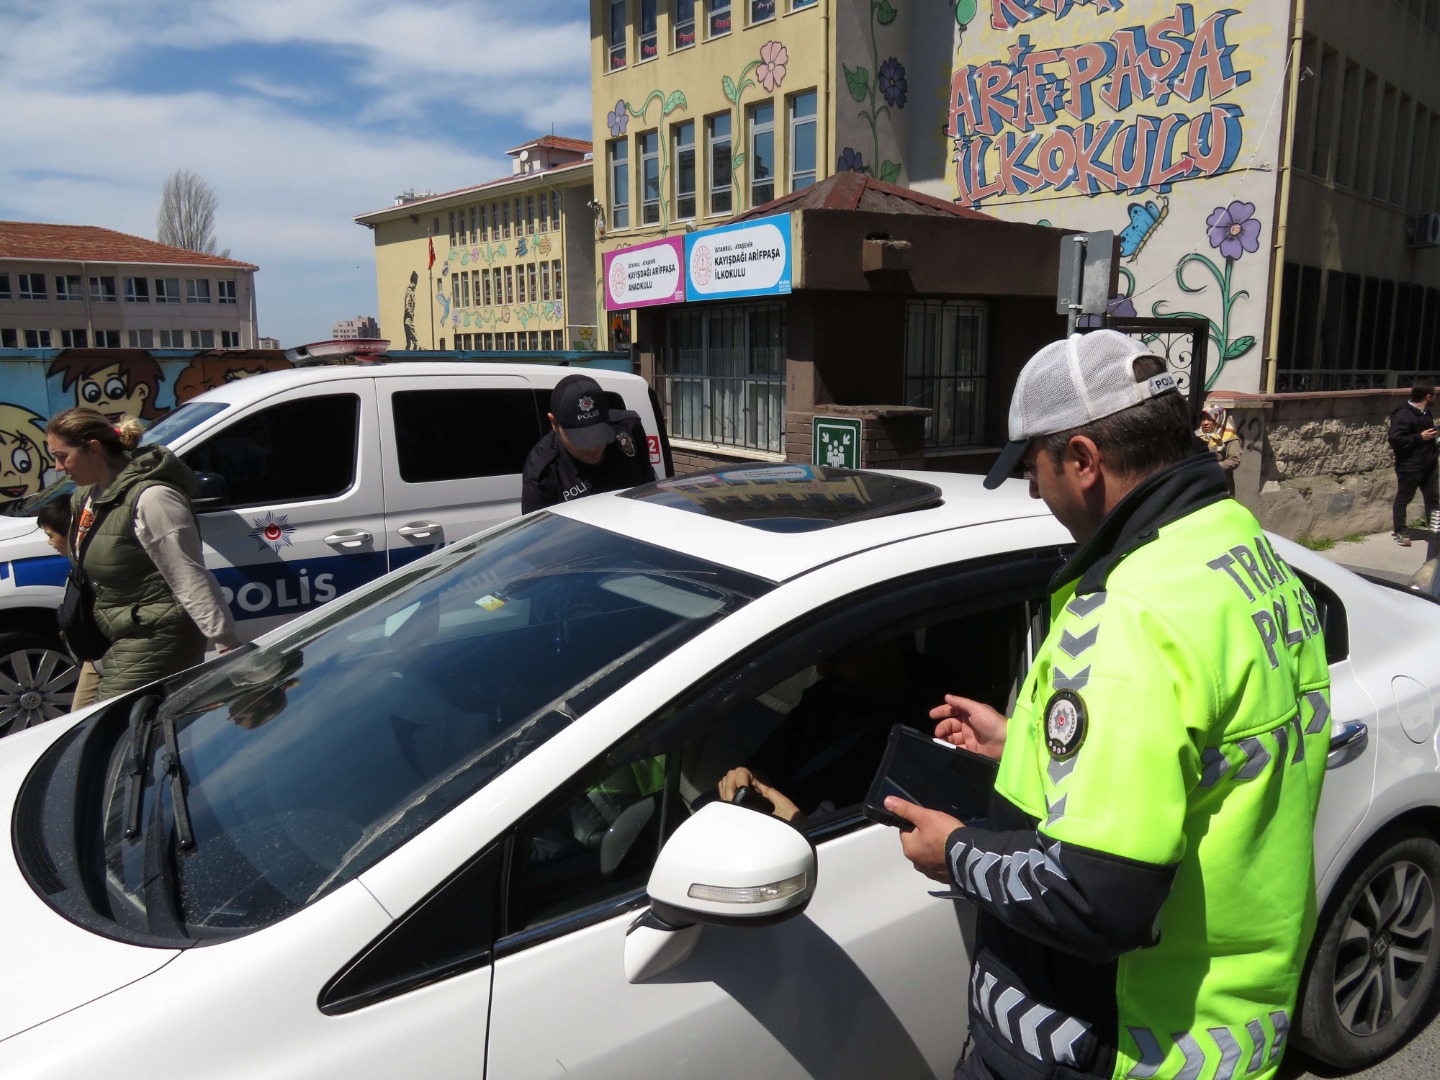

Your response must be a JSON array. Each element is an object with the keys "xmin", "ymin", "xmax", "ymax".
[
  {"xmin": 842, "ymin": 2, "xmax": 905, "ymax": 183},
  {"xmin": 1207, "ymin": 201, "xmax": 1262, "ymax": 261},
  {"xmin": 878, "ymin": 57, "xmax": 907, "ymax": 108},
  {"xmin": 607, "ymin": 100, "xmax": 629, "ymax": 138},
  {"xmin": 757, "ymin": 41, "xmax": 788, "ymax": 92},
  {"xmin": 837, "ymin": 147, "xmax": 867, "ymax": 173},
  {"xmin": 1152, "ymin": 202, "xmax": 1262, "ymax": 388}
]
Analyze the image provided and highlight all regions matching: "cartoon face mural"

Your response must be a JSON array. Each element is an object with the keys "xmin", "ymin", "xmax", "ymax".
[
  {"xmin": 0, "ymin": 404, "xmax": 52, "ymax": 508},
  {"xmin": 47, "ymin": 355, "xmax": 168, "ymax": 423},
  {"xmin": 173, "ymin": 357, "xmax": 295, "ymax": 405}
]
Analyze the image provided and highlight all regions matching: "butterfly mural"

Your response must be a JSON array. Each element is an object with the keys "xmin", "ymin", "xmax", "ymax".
[{"xmin": 1119, "ymin": 197, "xmax": 1169, "ymax": 261}]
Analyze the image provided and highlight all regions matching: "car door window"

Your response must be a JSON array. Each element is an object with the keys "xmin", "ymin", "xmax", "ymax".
[
  {"xmin": 182, "ymin": 394, "xmax": 359, "ymax": 507},
  {"xmin": 392, "ymin": 388, "xmax": 544, "ymax": 483},
  {"xmin": 501, "ymin": 552, "xmax": 1062, "ymax": 943}
]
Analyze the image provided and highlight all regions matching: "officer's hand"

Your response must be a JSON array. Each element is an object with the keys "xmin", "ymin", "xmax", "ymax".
[
  {"xmin": 1424, "ymin": 428, "xmax": 1438, "ymax": 441},
  {"xmin": 885, "ymin": 797, "xmax": 963, "ymax": 884},
  {"xmin": 930, "ymin": 695, "xmax": 1008, "ymax": 760}
]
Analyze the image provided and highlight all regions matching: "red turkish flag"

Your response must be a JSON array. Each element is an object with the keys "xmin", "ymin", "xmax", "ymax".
[{"xmin": 427, "ymin": 236, "xmax": 435, "ymax": 270}]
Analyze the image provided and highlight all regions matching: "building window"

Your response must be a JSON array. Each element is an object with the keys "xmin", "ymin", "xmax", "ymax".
[
  {"xmin": 505, "ymin": 266, "xmax": 515, "ymax": 304},
  {"xmin": 89, "ymin": 276, "xmax": 117, "ymax": 302},
  {"xmin": 56, "ymin": 275, "xmax": 83, "ymax": 301},
  {"xmin": 221, "ymin": 330, "xmax": 241, "ymax": 348},
  {"xmin": 461, "ymin": 272, "xmax": 471, "ymax": 307},
  {"xmin": 750, "ymin": 0, "xmax": 774, "ymax": 23},
  {"xmin": 190, "ymin": 329, "xmax": 216, "ymax": 348},
  {"xmin": 789, "ymin": 89, "xmax": 817, "ymax": 191},
  {"xmin": 470, "ymin": 206, "xmax": 478, "ymax": 244},
  {"xmin": 609, "ymin": 138, "xmax": 631, "ymax": 230},
  {"xmin": 527, "ymin": 264, "xmax": 538, "ymax": 302},
  {"xmin": 156, "ymin": 278, "xmax": 181, "ymax": 303},
  {"xmin": 524, "ymin": 195, "xmax": 534, "ymax": 233},
  {"xmin": 503, "ymin": 201, "xmax": 512, "ymax": 238},
  {"xmin": 18, "ymin": 274, "xmax": 46, "ymax": 300},
  {"xmin": 790, "ymin": 0, "xmax": 816, "ymax": 8},
  {"xmin": 550, "ymin": 194, "xmax": 561, "ymax": 230},
  {"xmin": 449, "ymin": 211, "xmax": 457, "ymax": 245},
  {"xmin": 541, "ymin": 262, "xmax": 552, "ymax": 300},
  {"xmin": 187, "ymin": 279, "xmax": 212, "ymax": 304},
  {"xmin": 128, "ymin": 329, "xmax": 154, "ymax": 348},
  {"xmin": 640, "ymin": 0, "xmax": 658, "ymax": 58},
  {"xmin": 158, "ymin": 329, "xmax": 184, "ymax": 347},
  {"xmin": 506, "ymin": 332, "xmax": 518, "ymax": 350},
  {"xmin": 61, "ymin": 329, "xmax": 87, "ymax": 348},
  {"xmin": 708, "ymin": 0, "xmax": 731, "ymax": 37},
  {"xmin": 124, "ymin": 276, "xmax": 149, "ymax": 302},
  {"xmin": 517, "ymin": 262, "xmax": 527, "ymax": 303},
  {"xmin": 3, "ymin": 329, "xmax": 20, "ymax": 348},
  {"xmin": 609, "ymin": 0, "xmax": 627, "ymax": 70},
  {"xmin": 529, "ymin": 331, "xmax": 540, "ymax": 350},
  {"xmin": 24, "ymin": 329, "xmax": 52, "ymax": 348},
  {"xmin": 659, "ymin": 302, "xmax": 785, "ymax": 453},
  {"xmin": 483, "ymin": 269, "xmax": 493, "ymax": 306},
  {"xmin": 904, "ymin": 300, "xmax": 990, "ymax": 448},
  {"xmin": 674, "ymin": 0, "xmax": 695, "ymax": 48},
  {"xmin": 481, "ymin": 204, "xmax": 490, "ymax": 241},
  {"xmin": 538, "ymin": 193, "xmax": 549, "ymax": 233},
  {"xmin": 707, "ymin": 113, "xmax": 733, "ymax": 215},
  {"xmin": 748, "ymin": 100, "xmax": 775, "ymax": 206},
  {"xmin": 218, "ymin": 280, "xmax": 237, "ymax": 304},
  {"xmin": 94, "ymin": 330, "xmax": 120, "ymax": 348},
  {"xmin": 0, "ymin": 274, "xmax": 9, "ymax": 300},
  {"xmin": 640, "ymin": 129, "xmax": 661, "ymax": 224},
  {"xmin": 552, "ymin": 261, "xmax": 563, "ymax": 300},
  {"xmin": 673, "ymin": 121, "xmax": 696, "ymax": 220}
]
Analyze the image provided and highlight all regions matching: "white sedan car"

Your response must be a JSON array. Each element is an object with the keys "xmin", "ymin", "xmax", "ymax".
[{"xmin": 0, "ymin": 467, "xmax": 1435, "ymax": 1078}]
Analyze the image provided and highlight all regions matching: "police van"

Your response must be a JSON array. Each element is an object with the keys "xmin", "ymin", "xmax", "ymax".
[{"xmin": 0, "ymin": 363, "xmax": 671, "ymax": 733}]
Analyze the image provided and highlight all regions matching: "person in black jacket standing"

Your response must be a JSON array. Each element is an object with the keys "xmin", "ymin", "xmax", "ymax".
[
  {"xmin": 1387, "ymin": 383, "xmax": 1438, "ymax": 547},
  {"xmin": 521, "ymin": 374, "xmax": 656, "ymax": 514}
]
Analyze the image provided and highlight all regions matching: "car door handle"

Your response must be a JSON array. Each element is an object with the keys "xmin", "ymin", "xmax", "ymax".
[
  {"xmin": 1326, "ymin": 721, "xmax": 1368, "ymax": 769},
  {"xmin": 323, "ymin": 530, "xmax": 372, "ymax": 549},
  {"xmin": 397, "ymin": 522, "xmax": 443, "ymax": 539}
]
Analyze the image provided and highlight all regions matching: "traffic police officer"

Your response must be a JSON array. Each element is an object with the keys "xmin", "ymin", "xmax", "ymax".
[
  {"xmin": 887, "ymin": 331, "xmax": 1331, "ymax": 1080},
  {"xmin": 521, "ymin": 373, "xmax": 655, "ymax": 514}
]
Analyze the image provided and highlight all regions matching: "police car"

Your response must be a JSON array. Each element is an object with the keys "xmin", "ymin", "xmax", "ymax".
[
  {"xmin": 0, "ymin": 466, "xmax": 1434, "ymax": 1077},
  {"xmin": 0, "ymin": 363, "xmax": 669, "ymax": 734}
]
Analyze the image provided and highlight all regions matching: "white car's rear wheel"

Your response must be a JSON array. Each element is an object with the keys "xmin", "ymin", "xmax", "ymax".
[
  {"xmin": 1298, "ymin": 827, "xmax": 1440, "ymax": 1068},
  {"xmin": 0, "ymin": 631, "xmax": 80, "ymax": 737}
]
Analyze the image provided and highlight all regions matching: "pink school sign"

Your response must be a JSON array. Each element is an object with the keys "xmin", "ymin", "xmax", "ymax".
[{"xmin": 603, "ymin": 236, "xmax": 686, "ymax": 310}]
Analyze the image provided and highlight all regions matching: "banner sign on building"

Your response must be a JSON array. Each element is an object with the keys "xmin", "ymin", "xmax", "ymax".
[
  {"xmin": 685, "ymin": 213, "xmax": 792, "ymax": 302},
  {"xmin": 603, "ymin": 236, "xmax": 686, "ymax": 310}
]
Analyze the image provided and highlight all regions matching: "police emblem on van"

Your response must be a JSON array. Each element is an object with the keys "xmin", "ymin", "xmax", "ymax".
[{"xmin": 248, "ymin": 511, "xmax": 295, "ymax": 554}]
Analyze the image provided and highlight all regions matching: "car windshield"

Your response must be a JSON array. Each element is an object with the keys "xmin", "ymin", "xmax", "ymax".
[
  {"xmin": 93, "ymin": 514, "xmax": 769, "ymax": 940},
  {"xmin": 139, "ymin": 401, "xmax": 229, "ymax": 446}
]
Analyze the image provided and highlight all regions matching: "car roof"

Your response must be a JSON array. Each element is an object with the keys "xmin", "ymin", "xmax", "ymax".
[
  {"xmin": 543, "ymin": 466, "xmax": 1064, "ymax": 582},
  {"xmin": 181, "ymin": 362, "xmax": 647, "ymax": 408}
]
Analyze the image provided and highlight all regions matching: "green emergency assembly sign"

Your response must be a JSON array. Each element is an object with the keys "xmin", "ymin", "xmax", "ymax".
[{"xmin": 813, "ymin": 416, "xmax": 861, "ymax": 469}]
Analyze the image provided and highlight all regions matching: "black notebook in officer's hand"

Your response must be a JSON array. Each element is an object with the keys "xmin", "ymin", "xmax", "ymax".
[{"xmin": 864, "ymin": 724, "xmax": 998, "ymax": 831}]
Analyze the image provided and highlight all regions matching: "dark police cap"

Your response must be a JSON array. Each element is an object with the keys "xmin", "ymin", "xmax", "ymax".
[{"xmin": 550, "ymin": 374, "xmax": 616, "ymax": 451}]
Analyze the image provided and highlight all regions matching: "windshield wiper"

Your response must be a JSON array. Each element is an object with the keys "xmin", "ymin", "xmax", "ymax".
[
  {"xmin": 122, "ymin": 694, "xmax": 162, "ymax": 839},
  {"xmin": 157, "ymin": 705, "xmax": 195, "ymax": 850}
]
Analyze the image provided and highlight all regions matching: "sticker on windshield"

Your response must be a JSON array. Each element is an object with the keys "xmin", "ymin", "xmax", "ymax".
[{"xmin": 475, "ymin": 593, "xmax": 508, "ymax": 611}]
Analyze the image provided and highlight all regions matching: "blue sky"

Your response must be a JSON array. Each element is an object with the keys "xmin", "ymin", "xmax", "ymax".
[{"xmin": 0, "ymin": 0, "xmax": 594, "ymax": 346}]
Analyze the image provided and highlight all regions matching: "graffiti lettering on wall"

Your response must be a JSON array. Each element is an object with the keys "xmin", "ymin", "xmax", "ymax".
[
  {"xmin": 988, "ymin": 0, "xmax": 1128, "ymax": 32},
  {"xmin": 0, "ymin": 353, "xmax": 295, "ymax": 511},
  {"xmin": 839, "ymin": 2, "xmax": 906, "ymax": 183},
  {"xmin": 950, "ymin": 4, "xmax": 1250, "ymax": 206}
]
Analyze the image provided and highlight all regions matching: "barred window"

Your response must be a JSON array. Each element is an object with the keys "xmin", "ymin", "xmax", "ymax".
[
  {"xmin": 903, "ymin": 300, "xmax": 989, "ymax": 448},
  {"xmin": 658, "ymin": 302, "xmax": 785, "ymax": 453}
]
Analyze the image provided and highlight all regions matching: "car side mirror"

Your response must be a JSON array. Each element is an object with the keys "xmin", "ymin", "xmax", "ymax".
[
  {"xmin": 191, "ymin": 471, "xmax": 230, "ymax": 509},
  {"xmin": 624, "ymin": 801, "xmax": 816, "ymax": 983}
]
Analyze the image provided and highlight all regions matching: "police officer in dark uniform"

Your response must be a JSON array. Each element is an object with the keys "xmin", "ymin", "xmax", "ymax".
[{"xmin": 521, "ymin": 373, "xmax": 656, "ymax": 513}]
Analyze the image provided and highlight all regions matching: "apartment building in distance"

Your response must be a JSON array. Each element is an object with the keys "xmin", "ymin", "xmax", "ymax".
[
  {"xmin": 355, "ymin": 136, "xmax": 597, "ymax": 352},
  {"xmin": 331, "ymin": 315, "xmax": 380, "ymax": 339},
  {"xmin": 0, "ymin": 222, "xmax": 259, "ymax": 351}
]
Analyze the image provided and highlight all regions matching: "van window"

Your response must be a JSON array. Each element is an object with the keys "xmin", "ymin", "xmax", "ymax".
[
  {"xmin": 183, "ymin": 394, "xmax": 359, "ymax": 507},
  {"xmin": 392, "ymin": 388, "xmax": 545, "ymax": 483}
]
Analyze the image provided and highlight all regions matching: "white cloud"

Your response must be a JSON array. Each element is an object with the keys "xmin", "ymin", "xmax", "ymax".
[{"xmin": 0, "ymin": 0, "xmax": 596, "ymax": 345}]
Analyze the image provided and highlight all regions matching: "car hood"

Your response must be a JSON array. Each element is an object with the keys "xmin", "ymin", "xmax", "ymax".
[
  {"xmin": 0, "ymin": 518, "xmax": 43, "ymax": 545},
  {"xmin": 0, "ymin": 722, "xmax": 180, "ymax": 1042}
]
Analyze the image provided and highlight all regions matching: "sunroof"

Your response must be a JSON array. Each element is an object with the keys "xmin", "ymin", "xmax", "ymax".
[{"xmin": 621, "ymin": 465, "xmax": 942, "ymax": 531}]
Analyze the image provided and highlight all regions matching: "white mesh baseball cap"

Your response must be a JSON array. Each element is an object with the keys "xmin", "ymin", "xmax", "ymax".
[{"xmin": 983, "ymin": 331, "xmax": 1178, "ymax": 489}]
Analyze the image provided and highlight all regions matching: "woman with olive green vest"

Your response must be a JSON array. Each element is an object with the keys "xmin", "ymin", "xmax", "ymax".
[{"xmin": 45, "ymin": 408, "xmax": 241, "ymax": 702}]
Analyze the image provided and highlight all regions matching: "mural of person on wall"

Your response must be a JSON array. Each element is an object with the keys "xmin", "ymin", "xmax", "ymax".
[
  {"xmin": 402, "ymin": 271, "xmax": 420, "ymax": 349},
  {"xmin": 0, "ymin": 404, "xmax": 54, "ymax": 510},
  {"xmin": 173, "ymin": 356, "xmax": 294, "ymax": 405},
  {"xmin": 47, "ymin": 354, "xmax": 169, "ymax": 424}
]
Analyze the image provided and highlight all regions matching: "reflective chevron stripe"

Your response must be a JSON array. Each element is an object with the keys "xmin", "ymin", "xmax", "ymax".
[
  {"xmin": 1126, "ymin": 1027, "xmax": 1164, "ymax": 1078},
  {"xmin": 1304, "ymin": 689, "xmax": 1329, "ymax": 734},
  {"xmin": 1199, "ymin": 746, "xmax": 1231, "ymax": 787},
  {"xmin": 1126, "ymin": 1016, "xmax": 1288, "ymax": 1079},
  {"xmin": 971, "ymin": 960, "xmax": 1093, "ymax": 1068},
  {"xmin": 947, "ymin": 836, "xmax": 1070, "ymax": 905},
  {"xmin": 1234, "ymin": 736, "xmax": 1271, "ymax": 780},
  {"xmin": 1209, "ymin": 1026, "xmax": 1242, "ymax": 1080},
  {"xmin": 1246, "ymin": 1019, "xmax": 1266, "ymax": 1072},
  {"xmin": 1066, "ymin": 591, "xmax": 1107, "ymax": 618},
  {"xmin": 1269, "ymin": 1011, "xmax": 1289, "ymax": 1062},
  {"xmin": 1059, "ymin": 625, "xmax": 1099, "ymax": 658},
  {"xmin": 1052, "ymin": 664, "xmax": 1090, "ymax": 691},
  {"xmin": 1048, "ymin": 755, "xmax": 1077, "ymax": 784}
]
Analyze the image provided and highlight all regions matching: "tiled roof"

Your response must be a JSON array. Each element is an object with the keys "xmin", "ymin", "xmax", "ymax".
[
  {"xmin": 507, "ymin": 134, "xmax": 593, "ymax": 155},
  {"xmin": 0, "ymin": 221, "xmax": 258, "ymax": 269},
  {"xmin": 733, "ymin": 171, "xmax": 995, "ymax": 221}
]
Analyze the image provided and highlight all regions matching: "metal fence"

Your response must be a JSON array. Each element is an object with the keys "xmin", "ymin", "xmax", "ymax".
[{"xmin": 658, "ymin": 303, "xmax": 785, "ymax": 453}]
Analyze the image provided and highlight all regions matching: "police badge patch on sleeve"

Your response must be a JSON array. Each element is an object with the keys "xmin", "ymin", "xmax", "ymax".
[
  {"xmin": 616, "ymin": 431, "xmax": 637, "ymax": 457},
  {"xmin": 1044, "ymin": 690, "xmax": 1087, "ymax": 759}
]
